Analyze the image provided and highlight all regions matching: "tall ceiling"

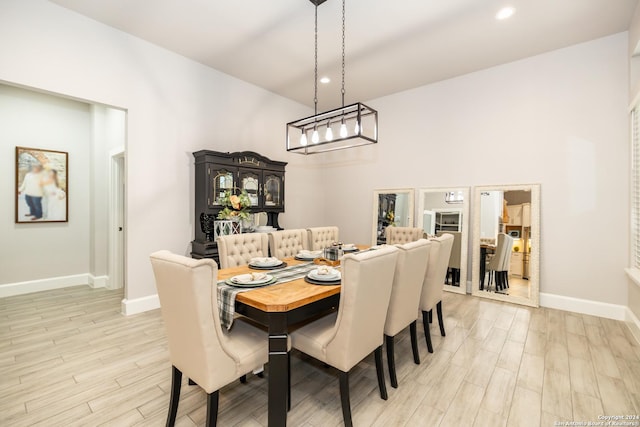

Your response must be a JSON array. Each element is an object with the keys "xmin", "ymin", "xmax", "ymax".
[{"xmin": 50, "ymin": 0, "xmax": 637, "ymax": 109}]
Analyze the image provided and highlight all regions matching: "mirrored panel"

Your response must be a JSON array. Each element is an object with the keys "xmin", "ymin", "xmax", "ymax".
[
  {"xmin": 417, "ymin": 188, "xmax": 470, "ymax": 295},
  {"xmin": 372, "ymin": 189, "xmax": 414, "ymax": 245},
  {"xmin": 472, "ymin": 184, "xmax": 540, "ymax": 307}
]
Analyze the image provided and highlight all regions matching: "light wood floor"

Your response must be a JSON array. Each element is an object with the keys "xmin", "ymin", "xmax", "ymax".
[{"xmin": 1, "ymin": 286, "xmax": 640, "ymax": 426}]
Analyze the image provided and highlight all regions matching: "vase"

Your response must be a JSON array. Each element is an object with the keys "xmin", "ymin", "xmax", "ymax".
[{"xmin": 213, "ymin": 219, "xmax": 242, "ymax": 239}]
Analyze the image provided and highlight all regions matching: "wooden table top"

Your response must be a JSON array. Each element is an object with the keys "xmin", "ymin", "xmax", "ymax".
[
  {"xmin": 217, "ymin": 246, "xmax": 366, "ymax": 313},
  {"xmin": 217, "ymin": 257, "xmax": 340, "ymax": 313}
]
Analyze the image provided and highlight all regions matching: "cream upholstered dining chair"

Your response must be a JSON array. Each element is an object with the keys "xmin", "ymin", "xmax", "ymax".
[
  {"xmin": 384, "ymin": 226, "xmax": 423, "ymax": 244},
  {"xmin": 149, "ymin": 251, "xmax": 268, "ymax": 427},
  {"xmin": 486, "ymin": 233, "xmax": 510, "ymax": 291},
  {"xmin": 419, "ymin": 233, "xmax": 454, "ymax": 353},
  {"xmin": 437, "ymin": 231, "xmax": 461, "ymax": 286},
  {"xmin": 290, "ymin": 247, "xmax": 399, "ymax": 427},
  {"xmin": 306, "ymin": 226, "xmax": 339, "ymax": 250},
  {"xmin": 268, "ymin": 229, "xmax": 309, "ymax": 259},
  {"xmin": 384, "ymin": 239, "xmax": 431, "ymax": 388},
  {"xmin": 217, "ymin": 233, "xmax": 269, "ymax": 269}
]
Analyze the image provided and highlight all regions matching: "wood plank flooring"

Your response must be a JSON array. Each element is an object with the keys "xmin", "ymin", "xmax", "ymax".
[{"xmin": 1, "ymin": 285, "xmax": 639, "ymax": 426}]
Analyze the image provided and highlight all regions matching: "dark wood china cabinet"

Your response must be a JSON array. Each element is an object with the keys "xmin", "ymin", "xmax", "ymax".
[{"xmin": 191, "ymin": 150, "xmax": 287, "ymax": 260}]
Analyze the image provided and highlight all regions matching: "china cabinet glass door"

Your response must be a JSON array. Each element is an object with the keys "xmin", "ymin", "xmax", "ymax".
[
  {"xmin": 209, "ymin": 168, "xmax": 235, "ymax": 208},
  {"xmin": 239, "ymin": 170, "xmax": 260, "ymax": 208},
  {"xmin": 263, "ymin": 173, "xmax": 283, "ymax": 208}
]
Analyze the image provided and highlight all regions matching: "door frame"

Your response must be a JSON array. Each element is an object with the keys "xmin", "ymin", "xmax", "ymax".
[{"xmin": 108, "ymin": 148, "xmax": 125, "ymax": 291}]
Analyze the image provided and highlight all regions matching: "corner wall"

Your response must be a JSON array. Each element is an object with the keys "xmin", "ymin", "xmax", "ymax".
[
  {"xmin": 0, "ymin": 84, "xmax": 91, "ymax": 286},
  {"xmin": 316, "ymin": 32, "xmax": 630, "ymax": 308}
]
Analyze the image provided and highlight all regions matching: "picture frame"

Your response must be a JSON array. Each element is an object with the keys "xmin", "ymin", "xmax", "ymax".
[{"xmin": 15, "ymin": 146, "xmax": 68, "ymax": 223}]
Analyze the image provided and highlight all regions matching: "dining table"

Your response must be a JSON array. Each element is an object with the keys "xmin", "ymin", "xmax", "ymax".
[{"xmin": 216, "ymin": 248, "xmax": 365, "ymax": 427}]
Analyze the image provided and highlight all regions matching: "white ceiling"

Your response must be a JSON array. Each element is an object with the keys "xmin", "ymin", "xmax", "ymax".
[{"xmin": 50, "ymin": 0, "xmax": 637, "ymax": 110}]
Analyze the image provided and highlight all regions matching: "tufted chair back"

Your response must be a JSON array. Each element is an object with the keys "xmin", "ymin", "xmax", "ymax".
[
  {"xmin": 217, "ymin": 233, "xmax": 269, "ymax": 269},
  {"xmin": 385, "ymin": 227, "xmax": 423, "ymax": 244},
  {"xmin": 419, "ymin": 233, "xmax": 454, "ymax": 312},
  {"xmin": 268, "ymin": 229, "xmax": 309, "ymax": 259},
  {"xmin": 306, "ymin": 227, "xmax": 339, "ymax": 251}
]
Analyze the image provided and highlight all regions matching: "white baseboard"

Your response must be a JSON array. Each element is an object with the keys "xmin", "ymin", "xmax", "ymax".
[
  {"xmin": 88, "ymin": 275, "xmax": 109, "ymax": 289},
  {"xmin": 0, "ymin": 274, "xmax": 90, "ymax": 298},
  {"xmin": 121, "ymin": 294, "xmax": 160, "ymax": 316},
  {"xmin": 539, "ymin": 292, "xmax": 626, "ymax": 321}
]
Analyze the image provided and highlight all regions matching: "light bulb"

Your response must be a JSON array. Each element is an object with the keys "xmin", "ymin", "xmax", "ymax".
[
  {"xmin": 300, "ymin": 132, "xmax": 308, "ymax": 146},
  {"xmin": 354, "ymin": 121, "xmax": 360, "ymax": 134},
  {"xmin": 325, "ymin": 125, "xmax": 333, "ymax": 141},
  {"xmin": 339, "ymin": 123, "xmax": 348, "ymax": 138},
  {"xmin": 311, "ymin": 128, "xmax": 319, "ymax": 144}
]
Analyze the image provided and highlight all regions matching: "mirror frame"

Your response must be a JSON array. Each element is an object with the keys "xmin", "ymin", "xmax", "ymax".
[
  {"xmin": 371, "ymin": 188, "xmax": 415, "ymax": 245},
  {"xmin": 416, "ymin": 187, "xmax": 470, "ymax": 295},
  {"xmin": 471, "ymin": 184, "xmax": 540, "ymax": 307}
]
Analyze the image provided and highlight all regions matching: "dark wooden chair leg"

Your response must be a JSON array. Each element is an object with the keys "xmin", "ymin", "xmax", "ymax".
[
  {"xmin": 385, "ymin": 335, "xmax": 398, "ymax": 388},
  {"xmin": 428, "ymin": 309, "xmax": 433, "ymax": 324},
  {"xmin": 239, "ymin": 375, "xmax": 247, "ymax": 384},
  {"xmin": 374, "ymin": 345, "xmax": 388, "ymax": 400},
  {"xmin": 205, "ymin": 391, "xmax": 219, "ymax": 427},
  {"xmin": 422, "ymin": 310, "xmax": 434, "ymax": 353},
  {"xmin": 410, "ymin": 320, "xmax": 421, "ymax": 365},
  {"xmin": 339, "ymin": 371, "xmax": 353, "ymax": 427},
  {"xmin": 188, "ymin": 378, "xmax": 196, "ymax": 386},
  {"xmin": 436, "ymin": 301, "xmax": 446, "ymax": 337},
  {"xmin": 287, "ymin": 352, "xmax": 291, "ymax": 411},
  {"xmin": 167, "ymin": 366, "xmax": 182, "ymax": 427}
]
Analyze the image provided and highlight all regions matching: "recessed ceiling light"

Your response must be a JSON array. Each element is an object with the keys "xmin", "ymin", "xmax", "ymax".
[
  {"xmin": 495, "ymin": 6, "xmax": 515, "ymax": 20},
  {"xmin": 320, "ymin": 76, "xmax": 331, "ymax": 84}
]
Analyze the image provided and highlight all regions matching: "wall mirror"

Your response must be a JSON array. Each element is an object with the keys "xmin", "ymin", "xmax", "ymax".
[
  {"xmin": 417, "ymin": 188, "xmax": 470, "ymax": 295},
  {"xmin": 372, "ymin": 189, "xmax": 414, "ymax": 245},
  {"xmin": 472, "ymin": 184, "xmax": 540, "ymax": 307}
]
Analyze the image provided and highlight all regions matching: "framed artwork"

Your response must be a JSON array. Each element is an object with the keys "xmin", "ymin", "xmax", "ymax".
[{"xmin": 15, "ymin": 147, "xmax": 68, "ymax": 223}]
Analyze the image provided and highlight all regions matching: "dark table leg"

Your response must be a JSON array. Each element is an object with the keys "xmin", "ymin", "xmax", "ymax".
[{"xmin": 268, "ymin": 313, "xmax": 289, "ymax": 427}]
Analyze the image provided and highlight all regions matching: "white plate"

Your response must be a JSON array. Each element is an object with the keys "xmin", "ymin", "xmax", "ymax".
[
  {"xmin": 230, "ymin": 273, "xmax": 273, "ymax": 285},
  {"xmin": 249, "ymin": 257, "xmax": 282, "ymax": 267},
  {"xmin": 342, "ymin": 244, "xmax": 357, "ymax": 251},
  {"xmin": 308, "ymin": 269, "xmax": 341, "ymax": 281}
]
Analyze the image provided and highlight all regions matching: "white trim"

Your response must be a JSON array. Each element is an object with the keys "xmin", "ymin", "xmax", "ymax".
[
  {"xmin": 625, "ymin": 307, "xmax": 640, "ymax": 345},
  {"xmin": 121, "ymin": 294, "xmax": 160, "ymax": 316},
  {"xmin": 88, "ymin": 275, "xmax": 109, "ymax": 289},
  {"xmin": 626, "ymin": 268, "xmax": 640, "ymax": 288},
  {"xmin": 0, "ymin": 274, "xmax": 89, "ymax": 298},
  {"xmin": 539, "ymin": 292, "xmax": 626, "ymax": 321}
]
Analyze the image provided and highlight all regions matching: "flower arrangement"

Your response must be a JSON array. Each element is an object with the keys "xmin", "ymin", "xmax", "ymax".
[{"xmin": 217, "ymin": 189, "xmax": 252, "ymax": 220}]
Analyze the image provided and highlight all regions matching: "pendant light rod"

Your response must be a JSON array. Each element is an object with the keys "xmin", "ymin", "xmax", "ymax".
[
  {"xmin": 341, "ymin": 0, "xmax": 346, "ymax": 107},
  {"xmin": 313, "ymin": 2, "xmax": 318, "ymax": 116}
]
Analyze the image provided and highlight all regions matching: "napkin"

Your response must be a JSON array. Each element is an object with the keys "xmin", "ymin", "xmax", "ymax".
[
  {"xmin": 316, "ymin": 266, "xmax": 338, "ymax": 276},
  {"xmin": 233, "ymin": 273, "xmax": 267, "ymax": 284}
]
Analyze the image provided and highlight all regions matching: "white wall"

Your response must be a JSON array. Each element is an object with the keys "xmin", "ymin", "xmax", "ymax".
[
  {"xmin": 319, "ymin": 33, "xmax": 630, "ymax": 306},
  {"xmin": 0, "ymin": 84, "xmax": 91, "ymax": 284},
  {"xmin": 0, "ymin": 0, "xmax": 318, "ymax": 303}
]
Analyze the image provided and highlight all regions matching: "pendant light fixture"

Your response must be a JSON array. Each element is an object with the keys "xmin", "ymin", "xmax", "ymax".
[{"xmin": 286, "ymin": 0, "xmax": 378, "ymax": 154}]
